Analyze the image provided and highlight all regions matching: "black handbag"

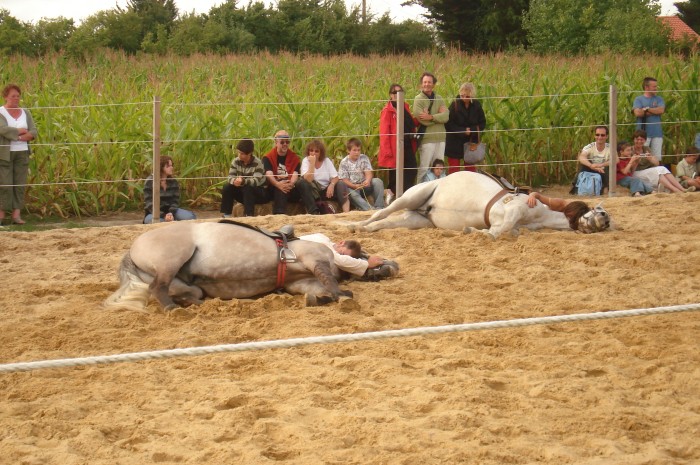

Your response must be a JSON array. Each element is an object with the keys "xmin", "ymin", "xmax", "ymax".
[{"xmin": 414, "ymin": 98, "xmax": 434, "ymax": 147}]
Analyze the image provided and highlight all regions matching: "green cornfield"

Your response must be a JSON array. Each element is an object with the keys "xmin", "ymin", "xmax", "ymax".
[{"xmin": 1, "ymin": 49, "xmax": 698, "ymax": 217}]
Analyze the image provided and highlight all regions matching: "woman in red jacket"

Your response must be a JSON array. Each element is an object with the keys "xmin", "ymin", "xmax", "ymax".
[{"xmin": 378, "ymin": 83, "xmax": 418, "ymax": 204}]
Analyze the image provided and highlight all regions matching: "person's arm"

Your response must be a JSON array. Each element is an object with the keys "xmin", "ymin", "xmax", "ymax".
[
  {"xmin": 632, "ymin": 96, "xmax": 645, "ymax": 117},
  {"xmin": 143, "ymin": 178, "xmax": 154, "ymax": 214},
  {"xmin": 527, "ymin": 192, "xmax": 568, "ymax": 212},
  {"xmin": 248, "ymin": 159, "xmax": 267, "ymax": 187},
  {"xmin": 0, "ymin": 115, "xmax": 19, "ymax": 140},
  {"xmin": 333, "ymin": 253, "xmax": 369, "ymax": 277},
  {"xmin": 263, "ymin": 157, "xmax": 281, "ymax": 191},
  {"xmin": 24, "ymin": 110, "xmax": 37, "ymax": 141},
  {"xmin": 431, "ymin": 97, "xmax": 450, "ymax": 124},
  {"xmin": 166, "ymin": 179, "xmax": 180, "ymax": 215},
  {"xmin": 301, "ymin": 156, "xmax": 315, "ymax": 183}
]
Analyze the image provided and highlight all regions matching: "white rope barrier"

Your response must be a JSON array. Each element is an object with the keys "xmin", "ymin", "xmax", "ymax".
[{"xmin": 1, "ymin": 303, "xmax": 698, "ymax": 374}]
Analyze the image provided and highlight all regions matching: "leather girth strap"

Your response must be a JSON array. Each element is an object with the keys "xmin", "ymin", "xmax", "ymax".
[{"xmin": 483, "ymin": 189, "xmax": 508, "ymax": 229}]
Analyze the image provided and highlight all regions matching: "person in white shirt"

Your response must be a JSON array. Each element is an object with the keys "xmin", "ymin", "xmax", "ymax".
[{"xmin": 299, "ymin": 233, "xmax": 385, "ymax": 277}]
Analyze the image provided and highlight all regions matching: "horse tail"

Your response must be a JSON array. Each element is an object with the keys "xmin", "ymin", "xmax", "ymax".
[{"xmin": 103, "ymin": 252, "xmax": 151, "ymax": 312}]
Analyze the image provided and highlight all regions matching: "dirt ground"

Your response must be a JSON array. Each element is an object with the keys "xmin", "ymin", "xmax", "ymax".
[{"xmin": 1, "ymin": 188, "xmax": 699, "ymax": 465}]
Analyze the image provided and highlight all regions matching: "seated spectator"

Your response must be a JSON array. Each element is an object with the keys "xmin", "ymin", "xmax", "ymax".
[
  {"xmin": 220, "ymin": 139, "xmax": 269, "ymax": 217},
  {"xmin": 298, "ymin": 139, "xmax": 349, "ymax": 214},
  {"xmin": 630, "ymin": 129, "xmax": 685, "ymax": 193},
  {"xmin": 573, "ymin": 125, "xmax": 610, "ymax": 196},
  {"xmin": 422, "ymin": 159, "xmax": 447, "ymax": 182},
  {"xmin": 143, "ymin": 156, "xmax": 196, "ymax": 223},
  {"xmin": 338, "ymin": 138, "xmax": 385, "ymax": 211},
  {"xmin": 263, "ymin": 130, "xmax": 314, "ymax": 214},
  {"xmin": 675, "ymin": 146, "xmax": 699, "ymax": 192},
  {"xmin": 615, "ymin": 141, "xmax": 653, "ymax": 197}
]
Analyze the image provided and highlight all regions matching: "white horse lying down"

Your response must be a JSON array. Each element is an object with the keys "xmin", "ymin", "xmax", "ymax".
[
  {"xmin": 104, "ymin": 221, "xmax": 398, "ymax": 311},
  {"xmin": 347, "ymin": 171, "xmax": 610, "ymax": 238}
]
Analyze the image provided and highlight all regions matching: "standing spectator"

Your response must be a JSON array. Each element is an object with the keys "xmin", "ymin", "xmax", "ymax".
[
  {"xmin": 445, "ymin": 82, "xmax": 487, "ymax": 174},
  {"xmin": 378, "ymin": 83, "xmax": 418, "ymax": 204},
  {"xmin": 675, "ymin": 146, "xmax": 699, "ymax": 191},
  {"xmin": 0, "ymin": 84, "xmax": 37, "ymax": 225},
  {"xmin": 298, "ymin": 139, "xmax": 349, "ymax": 214},
  {"xmin": 616, "ymin": 141, "xmax": 653, "ymax": 197},
  {"xmin": 339, "ymin": 138, "xmax": 384, "ymax": 211},
  {"xmin": 263, "ymin": 130, "xmax": 307, "ymax": 214},
  {"xmin": 413, "ymin": 72, "xmax": 449, "ymax": 182},
  {"xmin": 143, "ymin": 156, "xmax": 197, "ymax": 223},
  {"xmin": 220, "ymin": 138, "xmax": 269, "ymax": 218},
  {"xmin": 574, "ymin": 126, "xmax": 611, "ymax": 196},
  {"xmin": 632, "ymin": 77, "xmax": 665, "ymax": 160},
  {"xmin": 422, "ymin": 159, "xmax": 447, "ymax": 182}
]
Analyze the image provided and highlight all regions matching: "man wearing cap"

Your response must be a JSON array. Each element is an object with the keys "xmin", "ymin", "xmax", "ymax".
[
  {"xmin": 263, "ymin": 130, "xmax": 316, "ymax": 214},
  {"xmin": 220, "ymin": 138, "xmax": 269, "ymax": 217}
]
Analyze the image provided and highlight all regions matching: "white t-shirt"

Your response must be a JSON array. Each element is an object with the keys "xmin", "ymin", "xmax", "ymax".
[
  {"xmin": 0, "ymin": 106, "xmax": 29, "ymax": 151},
  {"xmin": 580, "ymin": 142, "xmax": 610, "ymax": 164},
  {"xmin": 299, "ymin": 233, "xmax": 368, "ymax": 276},
  {"xmin": 300, "ymin": 157, "xmax": 339, "ymax": 189}
]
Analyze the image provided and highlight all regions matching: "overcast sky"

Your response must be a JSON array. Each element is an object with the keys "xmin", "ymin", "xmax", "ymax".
[{"xmin": 2, "ymin": 0, "xmax": 679, "ymax": 24}]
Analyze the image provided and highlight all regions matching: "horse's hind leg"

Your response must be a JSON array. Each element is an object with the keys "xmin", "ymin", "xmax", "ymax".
[
  {"xmin": 169, "ymin": 278, "xmax": 205, "ymax": 307},
  {"xmin": 361, "ymin": 210, "xmax": 435, "ymax": 232},
  {"xmin": 352, "ymin": 182, "xmax": 439, "ymax": 230}
]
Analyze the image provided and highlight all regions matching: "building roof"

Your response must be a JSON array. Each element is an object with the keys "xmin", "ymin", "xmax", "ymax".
[{"xmin": 658, "ymin": 16, "xmax": 700, "ymax": 42}]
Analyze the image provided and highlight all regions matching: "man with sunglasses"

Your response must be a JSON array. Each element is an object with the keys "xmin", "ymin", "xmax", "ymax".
[
  {"xmin": 573, "ymin": 125, "xmax": 611, "ymax": 196},
  {"xmin": 263, "ymin": 130, "xmax": 311, "ymax": 214}
]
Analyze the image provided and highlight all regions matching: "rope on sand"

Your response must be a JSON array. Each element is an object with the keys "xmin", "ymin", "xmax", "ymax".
[{"xmin": 1, "ymin": 303, "xmax": 698, "ymax": 374}]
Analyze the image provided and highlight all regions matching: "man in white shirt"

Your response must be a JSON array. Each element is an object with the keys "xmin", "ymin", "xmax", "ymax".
[{"xmin": 299, "ymin": 233, "xmax": 385, "ymax": 277}]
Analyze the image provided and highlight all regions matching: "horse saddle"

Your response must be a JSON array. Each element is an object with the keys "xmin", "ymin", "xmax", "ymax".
[
  {"xmin": 478, "ymin": 170, "xmax": 531, "ymax": 195},
  {"xmin": 219, "ymin": 220, "xmax": 298, "ymax": 263}
]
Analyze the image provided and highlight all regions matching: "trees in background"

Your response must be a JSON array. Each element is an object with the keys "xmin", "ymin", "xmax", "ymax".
[
  {"xmin": 675, "ymin": 0, "xmax": 700, "ymax": 32},
  {"xmin": 0, "ymin": 0, "xmax": 686, "ymax": 57},
  {"xmin": 0, "ymin": 0, "xmax": 434, "ymax": 57},
  {"xmin": 523, "ymin": 0, "xmax": 669, "ymax": 54},
  {"xmin": 404, "ymin": 0, "xmax": 530, "ymax": 50}
]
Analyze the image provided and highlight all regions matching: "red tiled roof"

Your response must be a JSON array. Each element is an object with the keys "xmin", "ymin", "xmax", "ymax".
[{"xmin": 658, "ymin": 16, "xmax": 700, "ymax": 42}]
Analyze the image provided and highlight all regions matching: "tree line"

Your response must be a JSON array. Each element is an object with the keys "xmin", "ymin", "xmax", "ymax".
[{"xmin": 1, "ymin": 0, "xmax": 699, "ymax": 58}]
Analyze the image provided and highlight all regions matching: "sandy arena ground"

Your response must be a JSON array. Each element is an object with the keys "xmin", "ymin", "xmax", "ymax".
[{"xmin": 1, "ymin": 190, "xmax": 699, "ymax": 465}]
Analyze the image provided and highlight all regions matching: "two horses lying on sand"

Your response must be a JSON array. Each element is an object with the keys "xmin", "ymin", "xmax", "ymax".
[{"xmin": 105, "ymin": 172, "xmax": 608, "ymax": 311}]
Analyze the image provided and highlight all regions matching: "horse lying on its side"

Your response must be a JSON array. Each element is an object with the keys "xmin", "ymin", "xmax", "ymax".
[
  {"xmin": 104, "ymin": 221, "xmax": 397, "ymax": 312},
  {"xmin": 346, "ymin": 171, "xmax": 609, "ymax": 238}
]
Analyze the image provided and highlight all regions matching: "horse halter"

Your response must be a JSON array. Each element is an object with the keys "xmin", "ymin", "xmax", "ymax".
[{"xmin": 578, "ymin": 204, "xmax": 610, "ymax": 234}]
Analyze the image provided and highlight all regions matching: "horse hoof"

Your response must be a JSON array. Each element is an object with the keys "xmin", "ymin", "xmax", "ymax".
[
  {"xmin": 340, "ymin": 289, "xmax": 354, "ymax": 299},
  {"xmin": 305, "ymin": 294, "xmax": 317, "ymax": 307},
  {"xmin": 463, "ymin": 227, "xmax": 476, "ymax": 234}
]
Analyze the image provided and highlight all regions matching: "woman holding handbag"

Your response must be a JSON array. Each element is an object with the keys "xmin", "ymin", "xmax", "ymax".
[{"xmin": 444, "ymin": 82, "xmax": 487, "ymax": 174}]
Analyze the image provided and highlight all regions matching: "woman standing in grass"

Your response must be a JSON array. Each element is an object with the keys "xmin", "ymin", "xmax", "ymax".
[
  {"xmin": 0, "ymin": 84, "xmax": 37, "ymax": 225},
  {"xmin": 143, "ymin": 156, "xmax": 197, "ymax": 223},
  {"xmin": 445, "ymin": 82, "xmax": 487, "ymax": 174}
]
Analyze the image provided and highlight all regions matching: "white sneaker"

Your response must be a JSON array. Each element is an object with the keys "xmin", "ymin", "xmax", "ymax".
[{"xmin": 686, "ymin": 186, "xmax": 697, "ymax": 192}]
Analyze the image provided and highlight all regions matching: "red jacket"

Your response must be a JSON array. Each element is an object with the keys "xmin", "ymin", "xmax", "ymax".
[
  {"xmin": 264, "ymin": 147, "xmax": 300, "ymax": 178},
  {"xmin": 378, "ymin": 101, "xmax": 417, "ymax": 168}
]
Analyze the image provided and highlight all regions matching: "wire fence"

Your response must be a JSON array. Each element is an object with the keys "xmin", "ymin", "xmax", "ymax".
[{"xmin": 2, "ymin": 87, "xmax": 699, "ymax": 217}]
